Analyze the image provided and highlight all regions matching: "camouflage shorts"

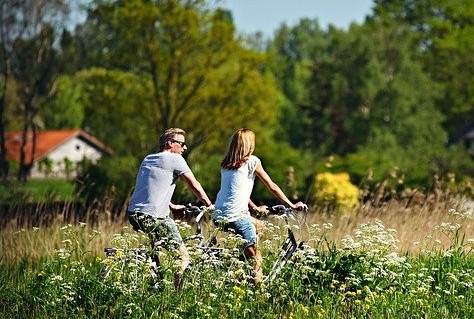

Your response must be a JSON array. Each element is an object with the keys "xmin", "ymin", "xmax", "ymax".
[{"xmin": 128, "ymin": 212, "xmax": 183, "ymax": 251}]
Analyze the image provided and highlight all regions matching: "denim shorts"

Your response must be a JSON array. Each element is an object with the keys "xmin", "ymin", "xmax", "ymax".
[
  {"xmin": 129, "ymin": 212, "xmax": 183, "ymax": 250},
  {"xmin": 214, "ymin": 217, "xmax": 257, "ymax": 248}
]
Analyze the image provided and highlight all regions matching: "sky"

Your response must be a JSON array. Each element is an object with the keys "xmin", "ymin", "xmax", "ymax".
[{"xmin": 218, "ymin": 0, "xmax": 375, "ymax": 38}]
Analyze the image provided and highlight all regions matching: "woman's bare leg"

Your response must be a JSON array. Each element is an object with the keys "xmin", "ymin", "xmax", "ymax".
[{"xmin": 244, "ymin": 244, "xmax": 263, "ymax": 285}]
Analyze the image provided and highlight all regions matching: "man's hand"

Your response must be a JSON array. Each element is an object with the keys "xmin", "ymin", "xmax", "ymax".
[
  {"xmin": 169, "ymin": 203, "xmax": 186, "ymax": 211},
  {"xmin": 252, "ymin": 205, "xmax": 268, "ymax": 218}
]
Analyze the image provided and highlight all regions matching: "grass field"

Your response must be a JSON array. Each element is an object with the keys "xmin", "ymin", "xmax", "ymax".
[{"xmin": 1, "ymin": 190, "xmax": 474, "ymax": 318}]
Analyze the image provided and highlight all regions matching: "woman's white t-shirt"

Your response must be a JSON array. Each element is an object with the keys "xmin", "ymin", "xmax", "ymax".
[{"xmin": 214, "ymin": 155, "xmax": 260, "ymax": 222}]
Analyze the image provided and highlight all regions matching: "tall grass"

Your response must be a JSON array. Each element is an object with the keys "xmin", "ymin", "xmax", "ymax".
[
  {"xmin": 0, "ymin": 179, "xmax": 77, "ymax": 203},
  {"xmin": 1, "ymin": 188, "xmax": 474, "ymax": 318}
]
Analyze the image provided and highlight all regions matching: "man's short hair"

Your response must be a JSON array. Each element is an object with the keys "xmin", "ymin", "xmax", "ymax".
[{"xmin": 159, "ymin": 128, "xmax": 186, "ymax": 151}]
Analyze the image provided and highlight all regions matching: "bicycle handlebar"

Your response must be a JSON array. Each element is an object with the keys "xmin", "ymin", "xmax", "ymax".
[
  {"xmin": 180, "ymin": 203, "xmax": 308, "ymax": 221},
  {"xmin": 181, "ymin": 204, "xmax": 212, "ymax": 223},
  {"xmin": 266, "ymin": 204, "xmax": 308, "ymax": 216}
]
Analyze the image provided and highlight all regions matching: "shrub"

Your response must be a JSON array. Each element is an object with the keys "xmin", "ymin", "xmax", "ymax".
[{"xmin": 313, "ymin": 172, "xmax": 360, "ymax": 213}]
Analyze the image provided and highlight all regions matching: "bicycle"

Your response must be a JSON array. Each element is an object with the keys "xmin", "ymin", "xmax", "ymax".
[
  {"xmin": 263, "ymin": 204, "xmax": 308, "ymax": 283},
  {"xmin": 100, "ymin": 204, "xmax": 308, "ymax": 287},
  {"xmin": 100, "ymin": 205, "xmax": 225, "ymax": 282}
]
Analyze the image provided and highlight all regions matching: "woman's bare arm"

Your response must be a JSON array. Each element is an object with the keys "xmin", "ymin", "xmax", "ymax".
[{"xmin": 255, "ymin": 164, "xmax": 305, "ymax": 210}]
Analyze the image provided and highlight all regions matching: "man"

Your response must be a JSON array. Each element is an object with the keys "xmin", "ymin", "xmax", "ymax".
[{"xmin": 128, "ymin": 128, "xmax": 213, "ymax": 290}]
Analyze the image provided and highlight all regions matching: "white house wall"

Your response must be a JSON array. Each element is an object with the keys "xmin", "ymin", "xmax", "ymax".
[{"xmin": 30, "ymin": 137, "xmax": 105, "ymax": 179}]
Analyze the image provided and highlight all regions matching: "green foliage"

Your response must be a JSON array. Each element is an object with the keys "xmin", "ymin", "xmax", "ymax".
[
  {"xmin": 76, "ymin": 156, "xmax": 139, "ymax": 201},
  {"xmin": 265, "ymin": 1, "xmax": 474, "ymax": 194},
  {"xmin": 73, "ymin": 68, "xmax": 155, "ymax": 157},
  {"xmin": 251, "ymin": 139, "xmax": 313, "ymax": 204},
  {"xmin": 303, "ymin": 20, "xmax": 448, "ymax": 189},
  {"xmin": 373, "ymin": 0, "xmax": 474, "ymax": 136},
  {"xmin": 38, "ymin": 157, "xmax": 54, "ymax": 178},
  {"xmin": 82, "ymin": 0, "xmax": 280, "ymax": 148},
  {"xmin": 312, "ymin": 172, "xmax": 360, "ymax": 213},
  {"xmin": 42, "ymin": 75, "xmax": 84, "ymax": 129},
  {"xmin": 267, "ymin": 19, "xmax": 328, "ymax": 149},
  {"xmin": 182, "ymin": 152, "xmax": 222, "ymax": 202},
  {"xmin": 6, "ymin": 0, "xmax": 474, "ymax": 200},
  {"xmin": 50, "ymin": 0, "xmax": 291, "ymax": 201}
]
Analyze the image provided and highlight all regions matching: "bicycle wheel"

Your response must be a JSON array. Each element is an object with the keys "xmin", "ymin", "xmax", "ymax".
[{"xmin": 100, "ymin": 247, "xmax": 120, "ymax": 278}]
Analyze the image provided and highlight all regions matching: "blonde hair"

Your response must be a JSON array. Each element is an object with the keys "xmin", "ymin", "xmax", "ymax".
[
  {"xmin": 221, "ymin": 128, "xmax": 255, "ymax": 169},
  {"xmin": 159, "ymin": 128, "xmax": 186, "ymax": 151}
]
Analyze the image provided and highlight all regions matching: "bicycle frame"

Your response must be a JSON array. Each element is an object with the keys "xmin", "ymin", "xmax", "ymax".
[
  {"xmin": 264, "ymin": 205, "xmax": 306, "ymax": 283},
  {"xmin": 101, "ymin": 246, "xmax": 158, "ymax": 278},
  {"xmin": 182, "ymin": 206, "xmax": 225, "ymax": 262}
]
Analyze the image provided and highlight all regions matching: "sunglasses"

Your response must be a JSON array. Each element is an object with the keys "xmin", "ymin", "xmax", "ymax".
[{"xmin": 170, "ymin": 138, "xmax": 186, "ymax": 147}]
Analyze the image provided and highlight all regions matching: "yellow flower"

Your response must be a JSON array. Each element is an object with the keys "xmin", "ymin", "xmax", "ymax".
[
  {"xmin": 232, "ymin": 285, "xmax": 245, "ymax": 297},
  {"xmin": 299, "ymin": 304, "xmax": 309, "ymax": 315}
]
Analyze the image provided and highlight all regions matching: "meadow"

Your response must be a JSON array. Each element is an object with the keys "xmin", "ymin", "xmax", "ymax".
[{"xmin": 1, "ymin": 189, "xmax": 474, "ymax": 318}]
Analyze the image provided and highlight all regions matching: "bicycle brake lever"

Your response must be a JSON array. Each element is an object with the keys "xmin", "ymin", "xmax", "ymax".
[{"xmin": 195, "ymin": 211, "xmax": 205, "ymax": 223}]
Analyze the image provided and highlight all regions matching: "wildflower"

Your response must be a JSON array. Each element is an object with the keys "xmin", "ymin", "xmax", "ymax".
[
  {"xmin": 232, "ymin": 285, "xmax": 245, "ymax": 297},
  {"xmin": 323, "ymin": 223, "xmax": 333, "ymax": 230},
  {"xmin": 299, "ymin": 304, "xmax": 309, "ymax": 315}
]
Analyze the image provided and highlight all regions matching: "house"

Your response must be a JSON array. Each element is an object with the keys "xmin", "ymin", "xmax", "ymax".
[{"xmin": 5, "ymin": 129, "xmax": 113, "ymax": 179}]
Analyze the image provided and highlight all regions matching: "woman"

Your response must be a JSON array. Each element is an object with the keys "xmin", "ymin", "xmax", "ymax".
[{"xmin": 213, "ymin": 128, "xmax": 307, "ymax": 285}]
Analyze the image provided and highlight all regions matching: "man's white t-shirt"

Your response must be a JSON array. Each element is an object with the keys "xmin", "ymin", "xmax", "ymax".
[
  {"xmin": 214, "ymin": 155, "xmax": 260, "ymax": 222},
  {"xmin": 128, "ymin": 151, "xmax": 191, "ymax": 218}
]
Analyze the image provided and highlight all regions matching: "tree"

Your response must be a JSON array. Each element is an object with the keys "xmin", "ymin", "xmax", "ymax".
[
  {"xmin": 267, "ymin": 19, "xmax": 328, "ymax": 149},
  {"xmin": 13, "ymin": 25, "xmax": 56, "ymax": 181},
  {"xmin": 371, "ymin": 0, "xmax": 474, "ymax": 138},
  {"xmin": 61, "ymin": 0, "xmax": 287, "ymax": 200},
  {"xmin": 0, "ymin": 0, "xmax": 23, "ymax": 180},
  {"xmin": 41, "ymin": 75, "xmax": 84, "ymax": 129},
  {"xmin": 74, "ymin": 68, "xmax": 155, "ymax": 157},
  {"xmin": 79, "ymin": 0, "xmax": 277, "ymax": 152},
  {"xmin": 0, "ymin": 0, "xmax": 69, "ymax": 181},
  {"xmin": 75, "ymin": 0, "xmax": 273, "ymax": 151},
  {"xmin": 309, "ymin": 20, "xmax": 448, "ymax": 188}
]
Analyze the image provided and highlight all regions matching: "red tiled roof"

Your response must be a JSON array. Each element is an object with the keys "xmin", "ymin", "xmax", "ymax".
[{"xmin": 5, "ymin": 130, "xmax": 112, "ymax": 163}]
